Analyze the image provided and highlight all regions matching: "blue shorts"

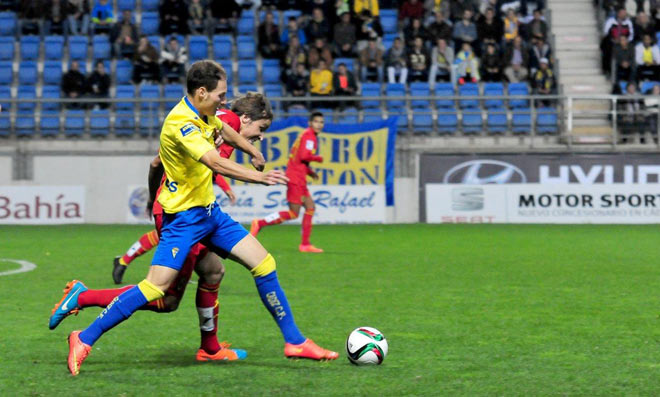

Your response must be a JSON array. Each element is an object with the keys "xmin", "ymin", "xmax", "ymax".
[{"xmin": 151, "ymin": 202, "xmax": 248, "ymax": 271}]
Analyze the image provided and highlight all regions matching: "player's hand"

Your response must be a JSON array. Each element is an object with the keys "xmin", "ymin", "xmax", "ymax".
[
  {"xmin": 251, "ymin": 152, "xmax": 266, "ymax": 171},
  {"xmin": 260, "ymin": 170, "xmax": 288, "ymax": 186},
  {"xmin": 317, "ymin": 156, "xmax": 324, "ymax": 163},
  {"xmin": 146, "ymin": 199, "xmax": 154, "ymax": 220},
  {"xmin": 309, "ymin": 170, "xmax": 319, "ymax": 180},
  {"xmin": 225, "ymin": 189, "xmax": 237, "ymax": 205},
  {"xmin": 214, "ymin": 128, "xmax": 224, "ymax": 147}
]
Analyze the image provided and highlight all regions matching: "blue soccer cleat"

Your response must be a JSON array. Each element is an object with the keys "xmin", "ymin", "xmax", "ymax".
[{"xmin": 49, "ymin": 280, "xmax": 87, "ymax": 330}]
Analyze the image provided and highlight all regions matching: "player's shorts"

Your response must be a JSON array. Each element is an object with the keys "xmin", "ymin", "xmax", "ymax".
[
  {"xmin": 286, "ymin": 182, "xmax": 310, "ymax": 205},
  {"xmin": 152, "ymin": 202, "xmax": 248, "ymax": 271}
]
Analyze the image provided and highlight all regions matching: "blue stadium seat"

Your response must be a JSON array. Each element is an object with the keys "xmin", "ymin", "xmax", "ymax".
[
  {"xmin": 44, "ymin": 35, "xmax": 64, "ymax": 60},
  {"xmin": 90, "ymin": 110, "xmax": 110, "ymax": 136},
  {"xmin": 0, "ymin": 12, "xmax": 17, "ymax": 36},
  {"xmin": 0, "ymin": 113, "xmax": 8, "ymax": 136},
  {"xmin": 264, "ymin": 84, "xmax": 282, "ymax": 98},
  {"xmin": 334, "ymin": 57, "xmax": 355, "ymax": 72},
  {"xmin": 115, "ymin": 110, "xmax": 135, "ymax": 136},
  {"xmin": 116, "ymin": 60, "xmax": 132, "ymax": 84},
  {"xmin": 382, "ymin": 33, "xmax": 398, "ymax": 50},
  {"xmin": 508, "ymin": 82, "xmax": 529, "ymax": 108},
  {"xmin": 363, "ymin": 114, "xmax": 384, "ymax": 123},
  {"xmin": 117, "ymin": 0, "xmax": 135, "ymax": 11},
  {"xmin": 361, "ymin": 83, "xmax": 381, "ymax": 109},
  {"xmin": 237, "ymin": 84, "xmax": 258, "ymax": 94},
  {"xmin": 512, "ymin": 108, "xmax": 532, "ymax": 134},
  {"xmin": 536, "ymin": 107, "xmax": 558, "ymax": 134},
  {"xmin": 92, "ymin": 35, "xmax": 111, "ymax": 60},
  {"xmin": 115, "ymin": 84, "xmax": 135, "ymax": 110},
  {"xmin": 337, "ymin": 108, "xmax": 359, "ymax": 124},
  {"xmin": 483, "ymin": 82, "xmax": 504, "ymax": 109},
  {"xmin": 259, "ymin": 10, "xmax": 280, "ymax": 22},
  {"xmin": 380, "ymin": 9, "xmax": 398, "ymax": 34},
  {"xmin": 486, "ymin": 108, "xmax": 508, "ymax": 134},
  {"xmin": 141, "ymin": 0, "xmax": 159, "ymax": 11},
  {"xmin": 164, "ymin": 84, "xmax": 182, "ymax": 109},
  {"xmin": 147, "ymin": 35, "xmax": 161, "ymax": 52},
  {"xmin": 16, "ymin": 113, "xmax": 36, "ymax": 137},
  {"xmin": 141, "ymin": 12, "xmax": 159, "ymax": 35},
  {"xmin": 139, "ymin": 84, "xmax": 161, "ymax": 111},
  {"xmin": 434, "ymin": 83, "xmax": 454, "ymax": 109},
  {"xmin": 437, "ymin": 108, "xmax": 458, "ymax": 134},
  {"xmin": 395, "ymin": 111, "xmax": 409, "ymax": 132},
  {"xmin": 410, "ymin": 82, "xmax": 430, "ymax": 109},
  {"xmin": 219, "ymin": 60, "xmax": 233, "ymax": 85},
  {"xmin": 0, "ymin": 86, "xmax": 10, "ymax": 111},
  {"xmin": 139, "ymin": 113, "xmax": 160, "ymax": 136},
  {"xmin": 236, "ymin": 36, "xmax": 256, "ymax": 59},
  {"xmin": 640, "ymin": 81, "xmax": 659, "ymax": 94},
  {"xmin": 0, "ymin": 37, "xmax": 13, "ymax": 60},
  {"xmin": 412, "ymin": 113, "xmax": 434, "ymax": 134},
  {"xmin": 213, "ymin": 35, "xmax": 232, "ymax": 59},
  {"xmin": 41, "ymin": 85, "xmax": 61, "ymax": 111},
  {"xmin": 385, "ymin": 83, "xmax": 406, "ymax": 110},
  {"xmin": 237, "ymin": 60, "xmax": 257, "ymax": 85},
  {"xmin": 188, "ymin": 35, "xmax": 209, "ymax": 61},
  {"xmin": 20, "ymin": 36, "xmax": 40, "ymax": 60},
  {"xmin": 462, "ymin": 111, "xmax": 483, "ymax": 134},
  {"xmin": 39, "ymin": 111, "xmax": 60, "ymax": 137},
  {"xmin": 43, "ymin": 61, "xmax": 63, "ymax": 86},
  {"xmin": 0, "ymin": 60, "xmax": 12, "ymax": 84},
  {"xmin": 262, "ymin": 61, "xmax": 280, "ymax": 84},
  {"xmin": 68, "ymin": 36, "xmax": 88, "ymax": 61},
  {"xmin": 17, "ymin": 85, "xmax": 36, "ymax": 112},
  {"xmin": 237, "ymin": 14, "xmax": 255, "ymax": 36},
  {"xmin": 458, "ymin": 83, "xmax": 479, "ymax": 109},
  {"xmin": 282, "ymin": 10, "xmax": 302, "ymax": 21},
  {"xmin": 64, "ymin": 110, "xmax": 85, "ymax": 137}
]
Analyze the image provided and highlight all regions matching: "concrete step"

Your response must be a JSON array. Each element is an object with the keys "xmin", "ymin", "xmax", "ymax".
[
  {"xmin": 558, "ymin": 57, "xmax": 601, "ymax": 69},
  {"xmin": 551, "ymin": 5, "xmax": 595, "ymax": 12},
  {"xmin": 561, "ymin": 74, "xmax": 609, "ymax": 84},
  {"xmin": 552, "ymin": 20, "xmax": 598, "ymax": 28},
  {"xmin": 570, "ymin": 125, "xmax": 614, "ymax": 136},
  {"xmin": 556, "ymin": 35, "xmax": 600, "ymax": 46},
  {"xmin": 558, "ymin": 67, "xmax": 606, "ymax": 76},
  {"xmin": 570, "ymin": 99, "xmax": 612, "ymax": 111},
  {"xmin": 563, "ymin": 84, "xmax": 612, "ymax": 94}
]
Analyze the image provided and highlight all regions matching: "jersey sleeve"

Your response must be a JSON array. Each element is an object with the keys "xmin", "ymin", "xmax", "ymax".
[
  {"xmin": 298, "ymin": 136, "xmax": 323, "ymax": 163},
  {"xmin": 177, "ymin": 122, "xmax": 216, "ymax": 161},
  {"xmin": 214, "ymin": 173, "xmax": 232, "ymax": 192}
]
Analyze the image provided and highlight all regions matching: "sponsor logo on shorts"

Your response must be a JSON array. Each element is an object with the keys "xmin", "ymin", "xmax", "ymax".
[{"xmin": 172, "ymin": 247, "xmax": 179, "ymax": 258}]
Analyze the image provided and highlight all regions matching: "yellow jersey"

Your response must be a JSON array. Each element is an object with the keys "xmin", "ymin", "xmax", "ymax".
[{"xmin": 157, "ymin": 96, "xmax": 223, "ymax": 213}]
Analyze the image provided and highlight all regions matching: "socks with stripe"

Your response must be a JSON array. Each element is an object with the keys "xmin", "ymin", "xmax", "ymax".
[
  {"xmin": 196, "ymin": 282, "xmax": 220, "ymax": 354},
  {"xmin": 77, "ymin": 286, "xmax": 165, "ymax": 312},
  {"xmin": 301, "ymin": 209, "xmax": 314, "ymax": 245},
  {"xmin": 121, "ymin": 230, "xmax": 160, "ymax": 265},
  {"xmin": 257, "ymin": 210, "xmax": 296, "ymax": 228}
]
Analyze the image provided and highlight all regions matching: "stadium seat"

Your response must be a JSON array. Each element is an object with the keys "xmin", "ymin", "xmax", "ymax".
[
  {"xmin": 508, "ymin": 83, "xmax": 529, "ymax": 108},
  {"xmin": 259, "ymin": 9, "xmax": 280, "ymax": 22},
  {"xmin": 462, "ymin": 111, "xmax": 483, "ymax": 134},
  {"xmin": 90, "ymin": 110, "xmax": 110, "ymax": 137},
  {"xmin": 39, "ymin": 111, "xmax": 60, "ymax": 137},
  {"xmin": 512, "ymin": 108, "xmax": 532, "ymax": 134},
  {"xmin": 412, "ymin": 113, "xmax": 434, "ymax": 134},
  {"xmin": 141, "ymin": 0, "xmax": 159, "ymax": 11},
  {"xmin": 380, "ymin": 9, "xmax": 398, "ymax": 34},
  {"xmin": 641, "ymin": 81, "xmax": 659, "ymax": 94},
  {"xmin": 219, "ymin": 60, "xmax": 233, "ymax": 85},
  {"xmin": 115, "ymin": 60, "xmax": 132, "ymax": 84},
  {"xmin": 385, "ymin": 83, "xmax": 406, "ymax": 111},
  {"xmin": 92, "ymin": 35, "xmax": 111, "ymax": 60},
  {"xmin": 337, "ymin": 108, "xmax": 359, "ymax": 124},
  {"xmin": 458, "ymin": 83, "xmax": 479, "ymax": 109},
  {"xmin": 0, "ymin": 12, "xmax": 17, "ymax": 35},
  {"xmin": 20, "ymin": 36, "xmax": 40, "ymax": 60},
  {"xmin": 282, "ymin": 10, "xmax": 302, "ymax": 21},
  {"xmin": 363, "ymin": 113, "xmax": 384, "ymax": 123},
  {"xmin": 410, "ymin": 82, "xmax": 430, "ymax": 109},
  {"xmin": 212, "ymin": 35, "xmax": 232, "ymax": 59},
  {"xmin": 41, "ymin": 85, "xmax": 61, "ymax": 111},
  {"xmin": 0, "ymin": 113, "xmax": 8, "ymax": 136},
  {"xmin": 264, "ymin": 84, "xmax": 282, "ymax": 98},
  {"xmin": 17, "ymin": 85, "xmax": 36, "ymax": 112},
  {"xmin": 237, "ymin": 14, "xmax": 255, "ymax": 36},
  {"xmin": 0, "ymin": 60, "xmax": 12, "ymax": 84},
  {"xmin": 141, "ymin": 12, "xmax": 159, "ymax": 35},
  {"xmin": 164, "ymin": 84, "xmax": 183, "ymax": 109},
  {"xmin": 0, "ymin": 86, "xmax": 10, "ymax": 111},
  {"xmin": 394, "ymin": 111, "xmax": 409, "ymax": 132},
  {"xmin": 434, "ymin": 83, "xmax": 455, "ymax": 109},
  {"xmin": 16, "ymin": 113, "xmax": 36, "ymax": 137},
  {"xmin": 536, "ymin": 107, "xmax": 558, "ymax": 134},
  {"xmin": 382, "ymin": 33, "xmax": 398, "ymax": 50},
  {"xmin": 68, "ymin": 36, "xmax": 88, "ymax": 61},
  {"xmin": 237, "ymin": 84, "xmax": 258, "ymax": 94},
  {"xmin": 117, "ymin": 0, "xmax": 135, "ymax": 11},
  {"xmin": 486, "ymin": 108, "xmax": 508, "ymax": 134},
  {"xmin": 44, "ymin": 36, "xmax": 64, "ymax": 60},
  {"xmin": 64, "ymin": 110, "xmax": 85, "ymax": 137},
  {"xmin": 262, "ymin": 61, "xmax": 281, "ymax": 84},
  {"xmin": 139, "ymin": 113, "xmax": 160, "ymax": 136},
  {"xmin": 236, "ymin": 36, "xmax": 256, "ymax": 59},
  {"xmin": 115, "ymin": 110, "xmax": 135, "ymax": 136},
  {"xmin": 334, "ymin": 57, "xmax": 355, "ymax": 72},
  {"xmin": 483, "ymin": 82, "xmax": 505, "ymax": 109},
  {"xmin": 437, "ymin": 108, "xmax": 458, "ymax": 134},
  {"xmin": 139, "ymin": 84, "xmax": 161, "ymax": 111},
  {"xmin": 147, "ymin": 35, "xmax": 161, "ymax": 51},
  {"xmin": 0, "ymin": 37, "xmax": 13, "ymax": 60},
  {"xmin": 361, "ymin": 83, "xmax": 382, "ymax": 109},
  {"xmin": 115, "ymin": 84, "xmax": 135, "ymax": 110},
  {"xmin": 188, "ymin": 35, "xmax": 209, "ymax": 61},
  {"xmin": 237, "ymin": 60, "xmax": 257, "ymax": 85}
]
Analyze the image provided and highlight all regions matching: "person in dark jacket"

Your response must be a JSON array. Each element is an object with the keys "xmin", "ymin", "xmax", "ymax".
[
  {"xmin": 62, "ymin": 60, "xmax": 86, "ymax": 109},
  {"xmin": 86, "ymin": 60, "xmax": 110, "ymax": 109}
]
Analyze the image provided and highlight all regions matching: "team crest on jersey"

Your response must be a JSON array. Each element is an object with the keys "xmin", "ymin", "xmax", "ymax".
[
  {"xmin": 172, "ymin": 247, "xmax": 179, "ymax": 258},
  {"xmin": 305, "ymin": 140, "xmax": 315, "ymax": 150},
  {"xmin": 180, "ymin": 123, "xmax": 200, "ymax": 137}
]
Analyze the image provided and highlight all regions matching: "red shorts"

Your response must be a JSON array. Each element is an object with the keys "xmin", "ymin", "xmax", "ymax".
[
  {"xmin": 154, "ymin": 213, "xmax": 209, "ymax": 299},
  {"xmin": 286, "ymin": 183, "xmax": 310, "ymax": 205}
]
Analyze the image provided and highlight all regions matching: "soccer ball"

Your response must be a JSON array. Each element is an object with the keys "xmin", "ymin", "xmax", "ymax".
[{"xmin": 346, "ymin": 327, "xmax": 388, "ymax": 365}]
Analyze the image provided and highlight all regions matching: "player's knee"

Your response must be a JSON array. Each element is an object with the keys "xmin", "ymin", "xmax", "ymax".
[
  {"xmin": 250, "ymin": 253, "xmax": 276, "ymax": 277},
  {"xmin": 160, "ymin": 295, "xmax": 180, "ymax": 312},
  {"xmin": 290, "ymin": 208, "xmax": 300, "ymax": 218}
]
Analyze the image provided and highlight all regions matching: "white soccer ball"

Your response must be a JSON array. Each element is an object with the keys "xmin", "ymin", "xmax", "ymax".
[{"xmin": 346, "ymin": 326, "xmax": 388, "ymax": 365}]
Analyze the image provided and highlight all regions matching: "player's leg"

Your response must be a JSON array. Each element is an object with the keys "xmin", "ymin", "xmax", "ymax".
[
  {"xmin": 299, "ymin": 194, "xmax": 323, "ymax": 253},
  {"xmin": 113, "ymin": 229, "xmax": 160, "ymax": 284},
  {"xmin": 250, "ymin": 184, "xmax": 302, "ymax": 236}
]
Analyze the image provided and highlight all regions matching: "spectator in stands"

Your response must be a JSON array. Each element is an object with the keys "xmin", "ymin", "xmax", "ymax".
[
  {"xmin": 404, "ymin": 17, "xmax": 430, "ymax": 48},
  {"xmin": 308, "ymin": 37, "xmax": 334, "ymax": 69},
  {"xmin": 354, "ymin": 0, "xmax": 379, "ymax": 17},
  {"xmin": 286, "ymin": 62, "xmax": 309, "ymax": 110},
  {"xmin": 86, "ymin": 60, "xmax": 110, "ymax": 109},
  {"xmin": 529, "ymin": 36, "xmax": 552, "ymax": 76},
  {"xmin": 62, "ymin": 60, "xmax": 86, "ymax": 109},
  {"xmin": 633, "ymin": 11, "xmax": 655, "ymax": 43},
  {"xmin": 503, "ymin": 9, "xmax": 519, "ymax": 45},
  {"xmin": 399, "ymin": 0, "xmax": 425, "ymax": 27},
  {"xmin": 477, "ymin": 7, "xmax": 503, "ymax": 51},
  {"xmin": 359, "ymin": 38, "xmax": 384, "ymax": 82},
  {"xmin": 450, "ymin": 0, "xmax": 477, "ymax": 23},
  {"xmin": 187, "ymin": 0, "xmax": 207, "ymax": 35},
  {"xmin": 258, "ymin": 10, "xmax": 282, "ymax": 59},
  {"xmin": 456, "ymin": 42, "xmax": 479, "ymax": 84},
  {"xmin": 335, "ymin": 0, "xmax": 350, "ymax": 16},
  {"xmin": 385, "ymin": 37, "xmax": 409, "ymax": 83},
  {"xmin": 132, "ymin": 35, "xmax": 160, "ymax": 84},
  {"xmin": 644, "ymin": 84, "xmax": 660, "ymax": 139},
  {"xmin": 159, "ymin": 0, "xmax": 189, "ymax": 36},
  {"xmin": 635, "ymin": 33, "xmax": 660, "ymax": 81},
  {"xmin": 280, "ymin": 16, "xmax": 307, "ymax": 46},
  {"xmin": 18, "ymin": 0, "xmax": 44, "ymax": 36},
  {"xmin": 613, "ymin": 34, "xmax": 636, "ymax": 84},
  {"xmin": 407, "ymin": 36, "xmax": 430, "ymax": 82},
  {"xmin": 452, "ymin": 10, "xmax": 478, "ymax": 50},
  {"xmin": 618, "ymin": 82, "xmax": 644, "ymax": 142},
  {"xmin": 425, "ymin": 0, "xmax": 450, "ymax": 20},
  {"xmin": 111, "ymin": 10, "xmax": 138, "ymax": 59},
  {"xmin": 303, "ymin": 0, "xmax": 335, "ymax": 23},
  {"xmin": 208, "ymin": 0, "xmax": 240, "ymax": 34},
  {"xmin": 601, "ymin": 8, "xmax": 634, "ymax": 73},
  {"xmin": 309, "ymin": 59, "xmax": 334, "ymax": 107},
  {"xmin": 67, "ymin": 0, "xmax": 91, "ymax": 36},
  {"xmin": 480, "ymin": 42, "xmax": 503, "ymax": 81},
  {"xmin": 282, "ymin": 35, "xmax": 307, "ymax": 80},
  {"xmin": 524, "ymin": 9, "xmax": 547, "ymax": 41},
  {"xmin": 532, "ymin": 58, "xmax": 555, "ymax": 106},
  {"xmin": 356, "ymin": 10, "xmax": 383, "ymax": 51},
  {"xmin": 504, "ymin": 35, "xmax": 529, "ymax": 83},
  {"xmin": 428, "ymin": 11, "xmax": 453, "ymax": 43},
  {"xmin": 160, "ymin": 36, "xmax": 187, "ymax": 83},
  {"xmin": 429, "ymin": 38, "xmax": 454, "ymax": 85},
  {"xmin": 44, "ymin": 0, "xmax": 69, "ymax": 36},
  {"xmin": 333, "ymin": 11, "xmax": 357, "ymax": 57},
  {"xmin": 333, "ymin": 62, "xmax": 358, "ymax": 109},
  {"xmin": 305, "ymin": 7, "xmax": 331, "ymax": 43},
  {"xmin": 90, "ymin": 0, "xmax": 114, "ymax": 36}
]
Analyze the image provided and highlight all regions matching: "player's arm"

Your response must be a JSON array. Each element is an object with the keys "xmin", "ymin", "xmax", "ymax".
[
  {"xmin": 218, "ymin": 122, "xmax": 266, "ymax": 171},
  {"xmin": 298, "ymin": 137, "xmax": 323, "ymax": 163},
  {"xmin": 146, "ymin": 155, "xmax": 164, "ymax": 217},
  {"xmin": 200, "ymin": 149, "xmax": 288, "ymax": 186}
]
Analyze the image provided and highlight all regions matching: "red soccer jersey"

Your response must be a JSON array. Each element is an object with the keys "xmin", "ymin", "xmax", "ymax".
[{"xmin": 286, "ymin": 128, "xmax": 323, "ymax": 185}]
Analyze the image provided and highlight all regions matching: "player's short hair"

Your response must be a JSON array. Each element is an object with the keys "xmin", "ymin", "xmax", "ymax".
[
  {"xmin": 310, "ymin": 111, "xmax": 324, "ymax": 121},
  {"xmin": 186, "ymin": 60, "xmax": 227, "ymax": 96},
  {"xmin": 231, "ymin": 92, "xmax": 273, "ymax": 121}
]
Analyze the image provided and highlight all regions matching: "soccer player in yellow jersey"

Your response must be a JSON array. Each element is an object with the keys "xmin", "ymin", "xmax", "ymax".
[{"xmin": 64, "ymin": 60, "xmax": 338, "ymax": 376}]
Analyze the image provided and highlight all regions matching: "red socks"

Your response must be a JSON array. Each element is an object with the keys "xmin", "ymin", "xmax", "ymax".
[
  {"xmin": 257, "ymin": 210, "xmax": 295, "ymax": 228},
  {"xmin": 196, "ymin": 282, "xmax": 220, "ymax": 354},
  {"xmin": 78, "ymin": 286, "xmax": 163, "ymax": 312},
  {"xmin": 302, "ymin": 209, "xmax": 314, "ymax": 245},
  {"xmin": 121, "ymin": 230, "xmax": 160, "ymax": 265}
]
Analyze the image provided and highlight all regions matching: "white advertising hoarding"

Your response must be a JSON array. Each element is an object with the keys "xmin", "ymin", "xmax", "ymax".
[
  {"xmin": 127, "ymin": 185, "xmax": 385, "ymax": 224},
  {"xmin": 426, "ymin": 184, "xmax": 660, "ymax": 224},
  {"xmin": 0, "ymin": 186, "xmax": 85, "ymax": 224}
]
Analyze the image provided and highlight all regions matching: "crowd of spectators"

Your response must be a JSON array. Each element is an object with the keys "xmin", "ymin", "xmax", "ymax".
[{"xmin": 61, "ymin": 59, "xmax": 110, "ymax": 109}]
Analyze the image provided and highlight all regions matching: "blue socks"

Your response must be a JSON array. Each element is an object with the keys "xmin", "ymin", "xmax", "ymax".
[{"xmin": 254, "ymin": 271, "xmax": 306, "ymax": 345}]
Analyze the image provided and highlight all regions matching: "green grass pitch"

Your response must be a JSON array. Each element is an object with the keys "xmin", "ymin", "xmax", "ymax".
[{"xmin": 2, "ymin": 224, "xmax": 660, "ymax": 395}]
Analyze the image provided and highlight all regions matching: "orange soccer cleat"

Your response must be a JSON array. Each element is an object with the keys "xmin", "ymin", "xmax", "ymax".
[
  {"xmin": 196, "ymin": 342, "xmax": 247, "ymax": 361},
  {"xmin": 67, "ymin": 331, "xmax": 91, "ymax": 376},
  {"xmin": 250, "ymin": 219, "xmax": 261, "ymax": 237},
  {"xmin": 299, "ymin": 244, "xmax": 323, "ymax": 253},
  {"xmin": 284, "ymin": 339, "xmax": 338, "ymax": 360}
]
